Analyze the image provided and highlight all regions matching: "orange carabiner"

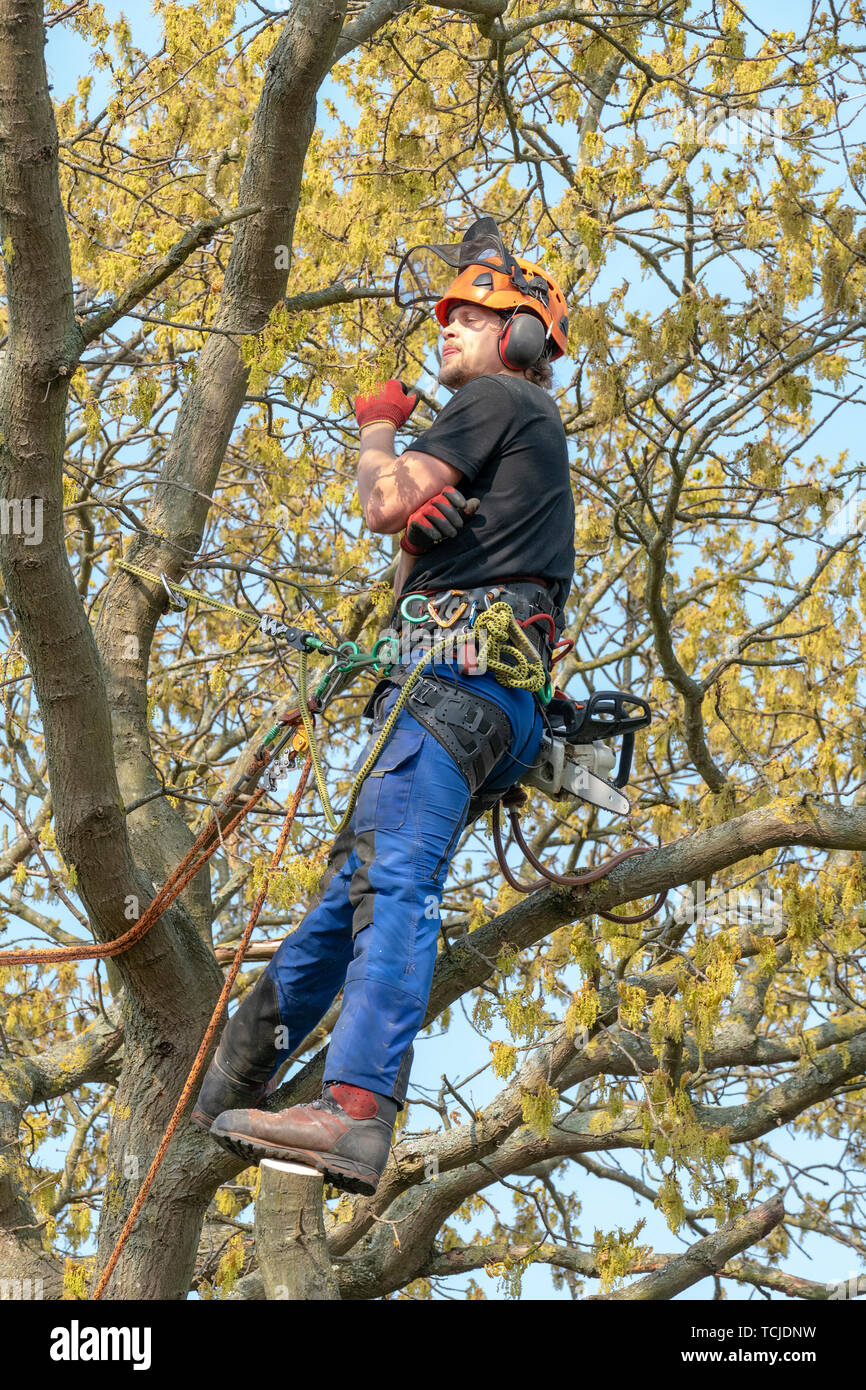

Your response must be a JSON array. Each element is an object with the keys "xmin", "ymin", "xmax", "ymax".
[{"xmin": 427, "ymin": 590, "xmax": 468, "ymax": 628}]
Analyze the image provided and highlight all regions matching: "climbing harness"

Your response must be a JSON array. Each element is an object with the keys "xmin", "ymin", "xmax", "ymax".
[
  {"xmin": 367, "ymin": 664, "xmax": 514, "ymax": 795},
  {"xmin": 394, "ymin": 580, "xmax": 558, "ymax": 691},
  {"xmin": 385, "ymin": 581, "xmax": 668, "ymax": 919},
  {"xmin": 292, "ymin": 616, "xmax": 513, "ymax": 833}
]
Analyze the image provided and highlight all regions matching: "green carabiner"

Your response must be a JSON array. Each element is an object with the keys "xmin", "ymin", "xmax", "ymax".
[
  {"xmin": 400, "ymin": 592, "xmax": 429, "ymax": 624},
  {"xmin": 539, "ymin": 679, "xmax": 553, "ymax": 705},
  {"xmin": 371, "ymin": 635, "xmax": 398, "ymax": 669},
  {"xmin": 334, "ymin": 640, "xmax": 361, "ymax": 671}
]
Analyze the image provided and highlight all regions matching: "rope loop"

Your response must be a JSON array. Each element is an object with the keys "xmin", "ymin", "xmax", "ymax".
[{"xmin": 473, "ymin": 600, "xmax": 547, "ymax": 693}]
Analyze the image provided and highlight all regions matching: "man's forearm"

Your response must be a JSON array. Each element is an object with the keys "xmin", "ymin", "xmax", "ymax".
[
  {"xmin": 357, "ymin": 423, "xmax": 402, "ymax": 532},
  {"xmin": 355, "ymin": 425, "xmax": 418, "ymax": 597},
  {"xmin": 356, "ymin": 421, "xmax": 464, "ymax": 534}
]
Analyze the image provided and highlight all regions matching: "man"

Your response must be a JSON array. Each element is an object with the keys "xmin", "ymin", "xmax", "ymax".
[{"xmin": 192, "ymin": 218, "xmax": 575, "ymax": 1196}]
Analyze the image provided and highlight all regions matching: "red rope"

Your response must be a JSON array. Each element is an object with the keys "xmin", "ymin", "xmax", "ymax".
[
  {"xmin": 518, "ymin": 613, "xmax": 557, "ymax": 642},
  {"xmin": 492, "ymin": 801, "xmax": 667, "ymax": 923}
]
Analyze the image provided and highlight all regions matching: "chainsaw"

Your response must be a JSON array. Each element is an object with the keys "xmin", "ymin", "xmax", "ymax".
[{"xmin": 521, "ymin": 689, "xmax": 651, "ymax": 817}]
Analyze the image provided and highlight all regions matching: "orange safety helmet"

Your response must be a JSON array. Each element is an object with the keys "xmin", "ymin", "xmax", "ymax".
[{"xmin": 394, "ymin": 217, "xmax": 569, "ymax": 364}]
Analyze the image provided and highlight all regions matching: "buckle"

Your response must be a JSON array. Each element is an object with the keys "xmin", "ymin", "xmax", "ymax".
[
  {"xmin": 408, "ymin": 674, "xmax": 438, "ymax": 708},
  {"xmin": 437, "ymin": 695, "xmax": 483, "ymax": 732},
  {"xmin": 430, "ymin": 693, "xmax": 464, "ymax": 726}
]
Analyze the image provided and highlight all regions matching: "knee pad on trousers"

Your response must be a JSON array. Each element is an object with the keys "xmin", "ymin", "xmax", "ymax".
[
  {"xmin": 392, "ymin": 1044, "xmax": 414, "ymax": 1108},
  {"xmin": 217, "ymin": 968, "xmax": 283, "ymax": 1086}
]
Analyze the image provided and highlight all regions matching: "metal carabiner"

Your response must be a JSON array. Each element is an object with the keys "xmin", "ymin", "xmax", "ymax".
[
  {"xmin": 371, "ymin": 635, "xmax": 398, "ymax": 669},
  {"xmin": 161, "ymin": 573, "xmax": 187, "ymax": 612},
  {"xmin": 428, "ymin": 599, "xmax": 468, "ymax": 629},
  {"xmin": 427, "ymin": 588, "xmax": 467, "ymax": 628},
  {"xmin": 335, "ymin": 640, "xmax": 361, "ymax": 669}
]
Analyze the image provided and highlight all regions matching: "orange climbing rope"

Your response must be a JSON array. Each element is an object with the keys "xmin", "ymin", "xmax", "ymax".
[
  {"xmin": 91, "ymin": 752, "xmax": 312, "ymax": 1301},
  {"xmin": 0, "ymin": 790, "xmax": 263, "ymax": 967},
  {"xmin": 0, "ymin": 711, "xmax": 311, "ymax": 968}
]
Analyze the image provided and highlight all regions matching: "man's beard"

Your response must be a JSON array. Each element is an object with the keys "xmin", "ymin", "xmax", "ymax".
[{"xmin": 438, "ymin": 357, "xmax": 472, "ymax": 389}]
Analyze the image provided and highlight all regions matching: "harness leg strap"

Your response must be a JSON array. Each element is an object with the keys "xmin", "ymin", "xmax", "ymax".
[{"xmin": 364, "ymin": 670, "xmax": 512, "ymax": 795}]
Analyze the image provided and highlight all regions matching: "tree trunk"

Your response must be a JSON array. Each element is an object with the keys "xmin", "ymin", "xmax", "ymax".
[{"xmin": 255, "ymin": 1162, "xmax": 341, "ymax": 1300}]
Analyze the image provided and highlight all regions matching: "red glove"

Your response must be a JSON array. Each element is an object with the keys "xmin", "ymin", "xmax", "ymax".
[
  {"xmin": 400, "ymin": 487, "xmax": 476, "ymax": 555},
  {"xmin": 354, "ymin": 379, "xmax": 418, "ymax": 431}
]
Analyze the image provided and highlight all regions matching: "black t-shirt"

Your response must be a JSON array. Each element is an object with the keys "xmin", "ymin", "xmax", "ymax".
[{"xmin": 407, "ymin": 374, "xmax": 575, "ymax": 613}]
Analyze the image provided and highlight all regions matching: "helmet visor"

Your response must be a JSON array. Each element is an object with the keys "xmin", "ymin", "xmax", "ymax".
[{"xmin": 394, "ymin": 216, "xmax": 515, "ymax": 307}]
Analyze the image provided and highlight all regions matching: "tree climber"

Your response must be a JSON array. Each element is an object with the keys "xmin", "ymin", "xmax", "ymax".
[{"xmin": 192, "ymin": 217, "xmax": 576, "ymax": 1196}]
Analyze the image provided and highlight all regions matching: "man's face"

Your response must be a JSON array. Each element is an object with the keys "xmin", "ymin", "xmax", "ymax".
[{"xmin": 438, "ymin": 302, "xmax": 508, "ymax": 388}]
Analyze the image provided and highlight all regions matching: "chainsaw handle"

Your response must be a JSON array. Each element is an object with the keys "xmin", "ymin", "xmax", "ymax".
[
  {"xmin": 557, "ymin": 689, "xmax": 651, "ymax": 745},
  {"xmin": 614, "ymin": 731, "xmax": 634, "ymax": 789}
]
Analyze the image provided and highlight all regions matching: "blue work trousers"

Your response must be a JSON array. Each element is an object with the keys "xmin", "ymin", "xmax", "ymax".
[{"xmin": 263, "ymin": 666, "xmax": 543, "ymax": 1099}]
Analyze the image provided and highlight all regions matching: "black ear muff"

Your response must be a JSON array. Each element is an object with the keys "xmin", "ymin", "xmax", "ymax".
[{"xmin": 498, "ymin": 310, "xmax": 547, "ymax": 370}]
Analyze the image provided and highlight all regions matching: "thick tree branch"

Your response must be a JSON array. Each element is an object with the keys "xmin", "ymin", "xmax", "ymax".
[
  {"xmin": 724, "ymin": 1258, "xmax": 860, "ymax": 1300},
  {"xmin": 334, "ymin": 0, "xmax": 507, "ymax": 61},
  {"xmin": 267, "ymin": 797, "xmax": 866, "ymax": 1137}
]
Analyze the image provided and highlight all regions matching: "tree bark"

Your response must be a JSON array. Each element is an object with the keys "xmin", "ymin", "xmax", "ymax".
[
  {"xmin": 0, "ymin": 0, "xmax": 351, "ymax": 1299},
  {"xmin": 584, "ymin": 1195, "xmax": 785, "ymax": 1300},
  {"xmin": 91, "ymin": 0, "xmax": 351, "ymax": 1297}
]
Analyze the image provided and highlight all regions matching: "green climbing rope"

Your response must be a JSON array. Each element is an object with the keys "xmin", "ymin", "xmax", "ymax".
[{"xmin": 116, "ymin": 557, "xmax": 256, "ymax": 623}]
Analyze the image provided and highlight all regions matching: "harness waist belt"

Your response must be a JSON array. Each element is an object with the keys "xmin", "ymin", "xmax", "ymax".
[{"xmin": 392, "ymin": 581, "xmax": 563, "ymax": 674}]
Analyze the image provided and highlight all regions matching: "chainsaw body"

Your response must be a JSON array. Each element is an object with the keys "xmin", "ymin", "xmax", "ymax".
[{"xmin": 521, "ymin": 689, "xmax": 651, "ymax": 816}]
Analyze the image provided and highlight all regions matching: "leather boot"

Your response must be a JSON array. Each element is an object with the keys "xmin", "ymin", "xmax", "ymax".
[
  {"xmin": 191, "ymin": 969, "xmax": 283, "ymax": 1132},
  {"xmin": 210, "ymin": 1047, "xmax": 414, "ymax": 1195}
]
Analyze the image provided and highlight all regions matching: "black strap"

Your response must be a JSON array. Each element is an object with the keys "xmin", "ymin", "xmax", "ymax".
[{"xmin": 364, "ymin": 669, "xmax": 513, "ymax": 795}]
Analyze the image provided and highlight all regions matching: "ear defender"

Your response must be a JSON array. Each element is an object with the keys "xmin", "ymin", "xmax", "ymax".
[{"xmin": 497, "ymin": 310, "xmax": 548, "ymax": 370}]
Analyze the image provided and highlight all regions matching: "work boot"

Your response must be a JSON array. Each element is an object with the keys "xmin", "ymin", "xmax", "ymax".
[
  {"xmin": 210, "ymin": 1046, "xmax": 414, "ymax": 1195},
  {"xmin": 191, "ymin": 969, "xmax": 283, "ymax": 1133},
  {"xmin": 211, "ymin": 1083, "xmax": 398, "ymax": 1195}
]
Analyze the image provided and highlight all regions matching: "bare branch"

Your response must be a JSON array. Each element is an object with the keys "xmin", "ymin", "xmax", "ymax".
[{"xmin": 80, "ymin": 206, "xmax": 262, "ymax": 349}]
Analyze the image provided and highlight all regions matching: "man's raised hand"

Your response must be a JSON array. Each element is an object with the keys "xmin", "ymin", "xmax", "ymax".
[{"xmin": 354, "ymin": 379, "xmax": 418, "ymax": 431}]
